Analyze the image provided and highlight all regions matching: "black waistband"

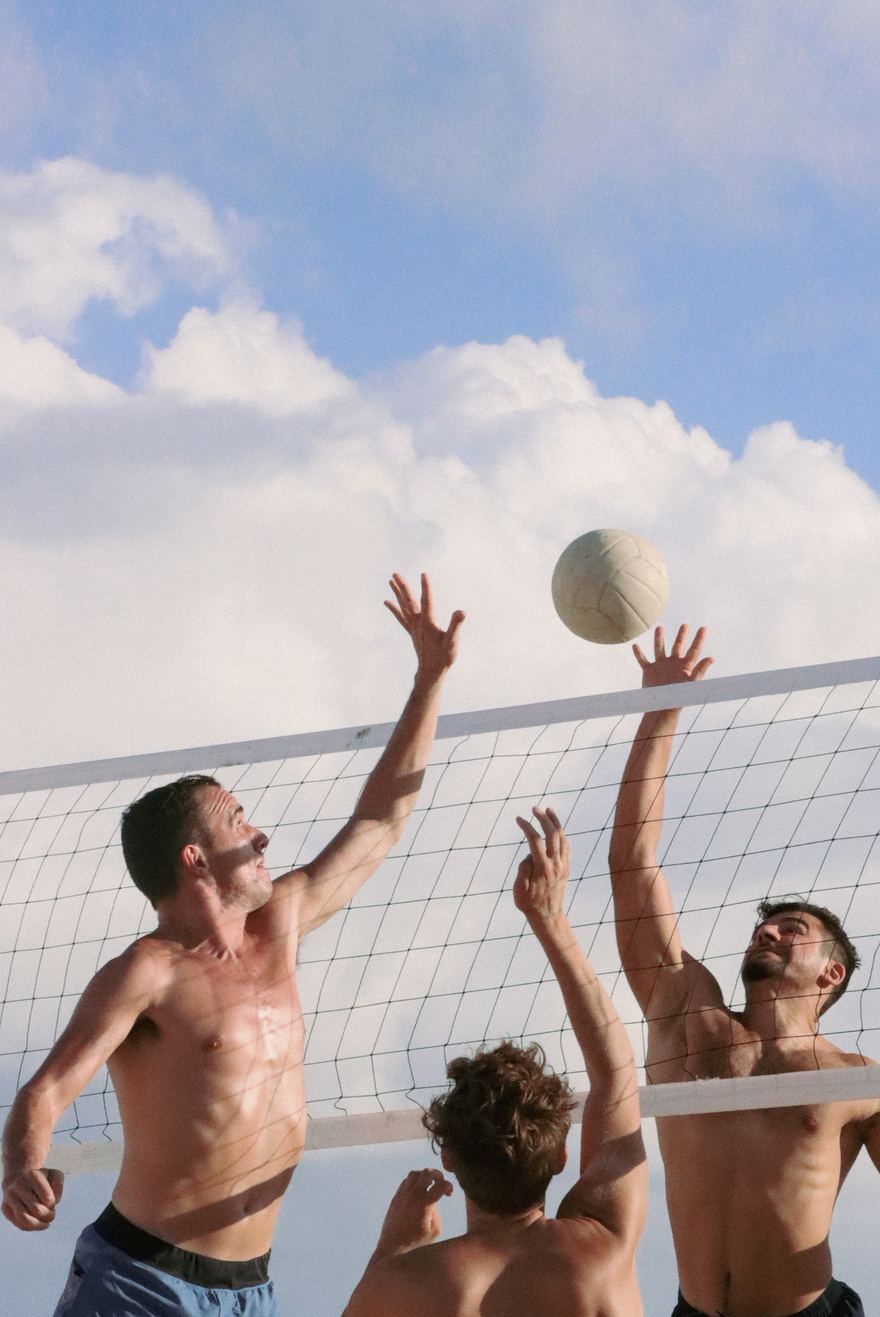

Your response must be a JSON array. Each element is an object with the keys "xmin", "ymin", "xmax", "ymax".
[
  {"xmin": 673, "ymin": 1279, "xmax": 859, "ymax": 1317},
  {"xmin": 92, "ymin": 1203, "xmax": 271, "ymax": 1289}
]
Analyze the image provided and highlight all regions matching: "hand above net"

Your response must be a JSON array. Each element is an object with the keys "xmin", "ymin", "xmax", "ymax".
[
  {"xmin": 384, "ymin": 573, "xmax": 465, "ymax": 683},
  {"xmin": 632, "ymin": 623, "xmax": 713, "ymax": 688},
  {"xmin": 513, "ymin": 805, "xmax": 571, "ymax": 925}
]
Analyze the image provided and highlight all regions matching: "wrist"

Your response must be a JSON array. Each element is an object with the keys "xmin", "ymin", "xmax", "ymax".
[
  {"xmin": 412, "ymin": 666, "xmax": 447, "ymax": 696},
  {"xmin": 526, "ymin": 909, "xmax": 572, "ymax": 944}
]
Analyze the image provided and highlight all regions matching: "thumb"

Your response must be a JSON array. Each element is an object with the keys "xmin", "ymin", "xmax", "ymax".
[{"xmin": 46, "ymin": 1169, "xmax": 64, "ymax": 1204}]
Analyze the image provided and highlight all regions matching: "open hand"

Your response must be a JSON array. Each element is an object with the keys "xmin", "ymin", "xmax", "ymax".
[
  {"xmin": 632, "ymin": 625, "xmax": 713, "ymax": 689},
  {"xmin": 1, "ymin": 1165, "xmax": 64, "ymax": 1231},
  {"xmin": 513, "ymin": 806, "xmax": 570, "ymax": 923},
  {"xmin": 375, "ymin": 1168, "xmax": 453, "ymax": 1257},
  {"xmin": 385, "ymin": 574, "xmax": 465, "ymax": 682}
]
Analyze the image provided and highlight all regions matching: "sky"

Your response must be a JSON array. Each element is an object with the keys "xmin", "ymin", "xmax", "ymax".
[{"xmin": 3, "ymin": 1, "xmax": 880, "ymax": 1312}]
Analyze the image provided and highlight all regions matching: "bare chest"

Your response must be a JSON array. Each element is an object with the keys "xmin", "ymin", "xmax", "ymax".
[
  {"xmin": 649, "ymin": 1013, "xmax": 867, "ymax": 1159},
  {"xmin": 117, "ymin": 947, "xmax": 305, "ymax": 1086}
]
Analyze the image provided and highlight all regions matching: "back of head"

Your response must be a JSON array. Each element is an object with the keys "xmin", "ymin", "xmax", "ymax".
[
  {"xmin": 121, "ymin": 775, "xmax": 220, "ymax": 907},
  {"xmin": 755, "ymin": 898, "xmax": 860, "ymax": 1014},
  {"xmin": 423, "ymin": 1041, "xmax": 574, "ymax": 1214}
]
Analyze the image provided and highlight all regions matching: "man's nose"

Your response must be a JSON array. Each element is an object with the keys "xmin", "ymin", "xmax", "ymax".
[{"xmin": 253, "ymin": 829, "xmax": 269, "ymax": 853}]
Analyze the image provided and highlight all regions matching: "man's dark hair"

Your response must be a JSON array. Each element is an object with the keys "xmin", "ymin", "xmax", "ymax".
[
  {"xmin": 120, "ymin": 775, "xmax": 220, "ymax": 907},
  {"xmin": 422, "ymin": 1041, "xmax": 575, "ymax": 1214},
  {"xmin": 755, "ymin": 899, "xmax": 860, "ymax": 1014}
]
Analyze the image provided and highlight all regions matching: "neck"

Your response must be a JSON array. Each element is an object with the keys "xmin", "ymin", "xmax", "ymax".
[
  {"xmin": 464, "ymin": 1197, "xmax": 545, "ymax": 1235},
  {"xmin": 156, "ymin": 887, "xmax": 251, "ymax": 956},
  {"xmin": 741, "ymin": 989, "xmax": 821, "ymax": 1042}
]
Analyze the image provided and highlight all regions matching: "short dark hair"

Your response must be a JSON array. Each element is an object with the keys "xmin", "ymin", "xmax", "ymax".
[
  {"xmin": 120, "ymin": 775, "xmax": 220, "ymax": 907},
  {"xmin": 755, "ymin": 899, "xmax": 860, "ymax": 1014},
  {"xmin": 422, "ymin": 1041, "xmax": 575, "ymax": 1214}
]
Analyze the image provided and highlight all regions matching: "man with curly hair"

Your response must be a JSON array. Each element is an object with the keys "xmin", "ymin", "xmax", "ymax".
[{"xmin": 344, "ymin": 806, "xmax": 648, "ymax": 1317}]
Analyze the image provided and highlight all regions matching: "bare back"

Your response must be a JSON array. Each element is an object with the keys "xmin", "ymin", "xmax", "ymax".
[
  {"xmin": 109, "ymin": 890, "xmax": 305, "ymax": 1260},
  {"xmin": 354, "ymin": 1215, "xmax": 642, "ymax": 1317}
]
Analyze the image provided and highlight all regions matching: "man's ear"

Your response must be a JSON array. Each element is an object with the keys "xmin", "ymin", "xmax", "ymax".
[
  {"xmin": 554, "ymin": 1144, "xmax": 568, "ymax": 1176},
  {"xmin": 818, "ymin": 956, "xmax": 846, "ymax": 993},
  {"xmin": 180, "ymin": 842, "xmax": 208, "ymax": 876},
  {"xmin": 439, "ymin": 1147, "xmax": 452, "ymax": 1173}
]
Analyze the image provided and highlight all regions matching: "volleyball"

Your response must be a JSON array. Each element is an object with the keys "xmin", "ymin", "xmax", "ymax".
[{"xmin": 551, "ymin": 528, "xmax": 669, "ymax": 644}]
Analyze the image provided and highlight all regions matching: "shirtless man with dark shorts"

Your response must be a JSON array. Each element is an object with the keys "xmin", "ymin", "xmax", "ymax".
[
  {"xmin": 609, "ymin": 624, "xmax": 880, "ymax": 1317},
  {"xmin": 343, "ymin": 805, "xmax": 647, "ymax": 1317},
  {"xmin": 2, "ymin": 574, "xmax": 464, "ymax": 1317}
]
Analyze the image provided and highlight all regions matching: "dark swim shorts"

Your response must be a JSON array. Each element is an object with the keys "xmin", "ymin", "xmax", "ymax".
[
  {"xmin": 52, "ymin": 1202, "xmax": 277, "ymax": 1316},
  {"xmin": 671, "ymin": 1278, "xmax": 864, "ymax": 1317}
]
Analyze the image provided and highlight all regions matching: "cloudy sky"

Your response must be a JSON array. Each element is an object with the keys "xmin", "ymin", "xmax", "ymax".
[{"xmin": 3, "ymin": 1, "xmax": 880, "ymax": 1312}]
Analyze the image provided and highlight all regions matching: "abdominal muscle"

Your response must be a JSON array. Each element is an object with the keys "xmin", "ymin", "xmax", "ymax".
[
  {"xmin": 659, "ymin": 1110, "xmax": 841, "ymax": 1317},
  {"xmin": 107, "ymin": 956, "xmax": 308, "ymax": 1260}
]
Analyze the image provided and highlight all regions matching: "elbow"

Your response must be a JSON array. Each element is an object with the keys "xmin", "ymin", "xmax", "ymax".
[
  {"xmin": 11, "ymin": 1075, "xmax": 61, "ymax": 1128},
  {"xmin": 608, "ymin": 840, "xmax": 654, "ymax": 881}
]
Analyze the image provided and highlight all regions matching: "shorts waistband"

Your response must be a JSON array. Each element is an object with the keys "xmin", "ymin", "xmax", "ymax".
[
  {"xmin": 92, "ymin": 1202, "xmax": 271, "ymax": 1289},
  {"xmin": 674, "ymin": 1279, "xmax": 851, "ymax": 1317}
]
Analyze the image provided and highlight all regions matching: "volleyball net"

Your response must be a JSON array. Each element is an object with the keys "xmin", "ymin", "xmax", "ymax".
[{"xmin": 3, "ymin": 655, "xmax": 880, "ymax": 1173}]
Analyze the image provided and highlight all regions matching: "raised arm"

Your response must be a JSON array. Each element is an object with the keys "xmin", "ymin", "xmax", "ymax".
[
  {"xmin": 2, "ymin": 941, "xmax": 163, "ymax": 1231},
  {"xmin": 283, "ymin": 574, "xmax": 464, "ymax": 938},
  {"xmin": 514, "ymin": 808, "xmax": 646, "ymax": 1244},
  {"xmin": 608, "ymin": 625, "xmax": 721, "ymax": 1020}
]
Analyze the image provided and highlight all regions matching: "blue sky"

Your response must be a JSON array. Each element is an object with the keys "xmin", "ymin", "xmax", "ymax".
[
  {"xmin": 5, "ymin": 1, "xmax": 880, "ymax": 475},
  {"xmin": 4, "ymin": 2, "xmax": 880, "ymax": 1313}
]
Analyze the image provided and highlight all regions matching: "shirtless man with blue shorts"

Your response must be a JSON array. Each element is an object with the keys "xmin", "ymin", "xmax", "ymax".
[{"xmin": 2, "ymin": 574, "xmax": 464, "ymax": 1317}]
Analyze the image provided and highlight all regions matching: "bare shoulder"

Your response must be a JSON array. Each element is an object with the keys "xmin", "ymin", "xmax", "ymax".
[
  {"xmin": 100, "ymin": 934, "xmax": 177, "ymax": 999},
  {"xmin": 346, "ymin": 1244, "xmax": 451, "ymax": 1317},
  {"xmin": 815, "ymin": 1038, "xmax": 879, "ymax": 1072},
  {"xmin": 549, "ymin": 1212, "xmax": 618, "ymax": 1245},
  {"xmin": 814, "ymin": 1042, "xmax": 880, "ymax": 1121}
]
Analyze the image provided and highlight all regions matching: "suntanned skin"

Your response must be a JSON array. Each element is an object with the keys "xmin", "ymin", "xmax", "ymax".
[
  {"xmin": 609, "ymin": 624, "xmax": 880, "ymax": 1317},
  {"xmin": 2, "ymin": 573, "xmax": 464, "ymax": 1262},
  {"xmin": 344, "ymin": 806, "xmax": 647, "ymax": 1317}
]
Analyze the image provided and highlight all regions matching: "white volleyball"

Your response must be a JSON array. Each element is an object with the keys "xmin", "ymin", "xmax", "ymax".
[{"xmin": 551, "ymin": 529, "xmax": 669, "ymax": 644}]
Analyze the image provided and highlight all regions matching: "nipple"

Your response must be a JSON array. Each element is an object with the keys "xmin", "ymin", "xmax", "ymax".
[{"xmin": 202, "ymin": 1035, "xmax": 222, "ymax": 1052}]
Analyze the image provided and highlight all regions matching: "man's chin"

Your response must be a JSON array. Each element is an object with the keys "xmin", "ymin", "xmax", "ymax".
[{"xmin": 741, "ymin": 958, "xmax": 782, "ymax": 984}]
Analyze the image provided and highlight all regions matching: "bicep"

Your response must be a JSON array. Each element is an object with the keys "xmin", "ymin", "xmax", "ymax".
[
  {"xmin": 281, "ymin": 817, "xmax": 397, "ymax": 938},
  {"xmin": 27, "ymin": 949, "xmax": 159, "ymax": 1110},
  {"xmin": 556, "ymin": 1148, "xmax": 648, "ymax": 1247},
  {"xmin": 611, "ymin": 862, "xmax": 723, "ymax": 1019}
]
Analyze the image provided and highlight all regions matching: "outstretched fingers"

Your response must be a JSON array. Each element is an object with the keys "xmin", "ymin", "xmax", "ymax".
[
  {"xmin": 669, "ymin": 624, "xmax": 690, "ymax": 658},
  {"xmin": 384, "ymin": 573, "xmax": 418, "ymax": 630}
]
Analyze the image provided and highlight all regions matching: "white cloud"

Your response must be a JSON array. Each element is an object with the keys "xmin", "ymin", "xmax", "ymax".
[
  {"xmin": 145, "ymin": 303, "xmax": 353, "ymax": 414},
  {"xmin": 0, "ymin": 158, "xmax": 233, "ymax": 340},
  {"xmin": 0, "ymin": 324, "xmax": 122, "ymax": 406},
  {"xmin": 1, "ymin": 316, "xmax": 879, "ymax": 773}
]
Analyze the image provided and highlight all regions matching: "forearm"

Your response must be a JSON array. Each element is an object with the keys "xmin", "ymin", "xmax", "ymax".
[
  {"xmin": 353, "ymin": 670, "xmax": 447, "ymax": 826},
  {"xmin": 2, "ymin": 1083, "xmax": 57, "ymax": 1182},
  {"xmin": 527, "ymin": 911, "xmax": 634, "ymax": 1093},
  {"xmin": 608, "ymin": 707, "xmax": 681, "ymax": 874}
]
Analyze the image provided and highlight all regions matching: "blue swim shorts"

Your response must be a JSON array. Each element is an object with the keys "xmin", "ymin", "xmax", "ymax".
[{"xmin": 53, "ymin": 1202, "xmax": 277, "ymax": 1317}]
